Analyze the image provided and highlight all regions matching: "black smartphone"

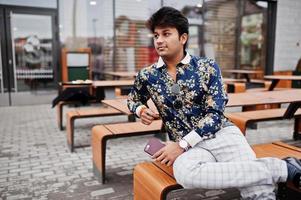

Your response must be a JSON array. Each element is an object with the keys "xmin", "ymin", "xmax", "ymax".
[{"xmin": 144, "ymin": 138, "xmax": 165, "ymax": 156}]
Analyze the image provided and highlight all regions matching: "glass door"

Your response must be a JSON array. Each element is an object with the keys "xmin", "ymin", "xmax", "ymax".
[{"xmin": 0, "ymin": 7, "xmax": 58, "ymax": 106}]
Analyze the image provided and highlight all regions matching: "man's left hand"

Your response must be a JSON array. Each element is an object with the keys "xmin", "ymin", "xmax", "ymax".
[{"xmin": 152, "ymin": 141, "xmax": 184, "ymax": 166}]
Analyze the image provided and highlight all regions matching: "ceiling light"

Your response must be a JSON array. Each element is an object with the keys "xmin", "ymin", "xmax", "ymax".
[
  {"xmin": 90, "ymin": 1, "xmax": 97, "ymax": 6},
  {"xmin": 196, "ymin": 3, "xmax": 202, "ymax": 8}
]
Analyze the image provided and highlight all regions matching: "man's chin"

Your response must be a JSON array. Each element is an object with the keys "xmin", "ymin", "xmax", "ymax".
[{"xmin": 157, "ymin": 51, "xmax": 168, "ymax": 57}]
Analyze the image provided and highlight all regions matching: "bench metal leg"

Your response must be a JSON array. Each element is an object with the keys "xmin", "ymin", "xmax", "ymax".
[
  {"xmin": 128, "ymin": 114, "xmax": 136, "ymax": 122},
  {"xmin": 293, "ymin": 117, "xmax": 301, "ymax": 140},
  {"xmin": 100, "ymin": 138, "xmax": 107, "ymax": 184},
  {"xmin": 67, "ymin": 117, "xmax": 75, "ymax": 152},
  {"xmin": 247, "ymin": 122, "xmax": 258, "ymax": 130},
  {"xmin": 57, "ymin": 103, "xmax": 64, "ymax": 130}
]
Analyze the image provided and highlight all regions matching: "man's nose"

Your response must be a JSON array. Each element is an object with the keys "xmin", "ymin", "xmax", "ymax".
[{"xmin": 156, "ymin": 35, "xmax": 163, "ymax": 44}]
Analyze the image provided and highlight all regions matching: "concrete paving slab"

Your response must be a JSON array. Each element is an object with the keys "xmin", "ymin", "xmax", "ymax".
[{"xmin": 0, "ymin": 104, "xmax": 295, "ymax": 199}]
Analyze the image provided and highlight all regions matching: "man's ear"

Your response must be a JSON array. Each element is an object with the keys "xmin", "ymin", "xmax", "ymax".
[{"xmin": 180, "ymin": 33, "xmax": 188, "ymax": 45}]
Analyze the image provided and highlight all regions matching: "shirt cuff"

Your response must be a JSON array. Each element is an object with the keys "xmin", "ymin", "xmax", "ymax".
[
  {"xmin": 135, "ymin": 105, "xmax": 147, "ymax": 117},
  {"xmin": 183, "ymin": 130, "xmax": 203, "ymax": 147}
]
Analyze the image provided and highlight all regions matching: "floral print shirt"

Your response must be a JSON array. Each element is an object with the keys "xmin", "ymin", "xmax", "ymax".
[{"xmin": 127, "ymin": 53, "xmax": 231, "ymax": 146}]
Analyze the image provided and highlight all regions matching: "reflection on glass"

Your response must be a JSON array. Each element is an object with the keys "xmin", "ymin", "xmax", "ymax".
[
  {"xmin": 115, "ymin": 0, "xmax": 161, "ymax": 72},
  {"xmin": 58, "ymin": 0, "xmax": 268, "ymax": 74},
  {"xmin": 203, "ymin": 0, "xmax": 238, "ymax": 69},
  {"xmin": 240, "ymin": 13, "xmax": 264, "ymax": 69},
  {"xmin": 11, "ymin": 13, "xmax": 54, "ymax": 91},
  {"xmin": 59, "ymin": 0, "xmax": 114, "ymax": 73},
  {"xmin": 164, "ymin": 0, "xmax": 203, "ymax": 57},
  {"xmin": 187, "ymin": 26, "xmax": 200, "ymax": 56}
]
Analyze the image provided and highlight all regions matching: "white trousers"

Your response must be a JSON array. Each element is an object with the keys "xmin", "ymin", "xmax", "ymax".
[{"xmin": 173, "ymin": 126, "xmax": 288, "ymax": 200}]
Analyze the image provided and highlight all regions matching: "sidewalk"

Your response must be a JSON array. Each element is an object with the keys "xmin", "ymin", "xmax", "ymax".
[{"xmin": 0, "ymin": 104, "xmax": 294, "ymax": 200}]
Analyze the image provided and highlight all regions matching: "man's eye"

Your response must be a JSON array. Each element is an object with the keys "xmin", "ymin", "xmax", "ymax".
[
  {"xmin": 164, "ymin": 33, "xmax": 170, "ymax": 36},
  {"xmin": 153, "ymin": 35, "xmax": 159, "ymax": 39}
]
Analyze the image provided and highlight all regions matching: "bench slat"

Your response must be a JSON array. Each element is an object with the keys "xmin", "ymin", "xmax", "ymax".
[
  {"xmin": 76, "ymin": 107, "xmax": 121, "ymax": 116},
  {"xmin": 252, "ymin": 143, "xmax": 301, "ymax": 158},
  {"xmin": 272, "ymin": 141, "xmax": 301, "ymax": 153},
  {"xmin": 92, "ymin": 121, "xmax": 163, "ymax": 183},
  {"xmin": 133, "ymin": 162, "xmax": 180, "ymax": 200},
  {"xmin": 153, "ymin": 161, "xmax": 174, "ymax": 178},
  {"xmin": 56, "ymin": 100, "xmax": 98, "ymax": 130},
  {"xmin": 105, "ymin": 120, "xmax": 162, "ymax": 135},
  {"xmin": 151, "ymin": 143, "xmax": 301, "ymax": 183},
  {"xmin": 226, "ymin": 108, "xmax": 301, "ymax": 134},
  {"xmin": 66, "ymin": 107, "xmax": 124, "ymax": 152},
  {"xmin": 133, "ymin": 143, "xmax": 301, "ymax": 199},
  {"xmin": 227, "ymin": 108, "xmax": 301, "ymax": 121}
]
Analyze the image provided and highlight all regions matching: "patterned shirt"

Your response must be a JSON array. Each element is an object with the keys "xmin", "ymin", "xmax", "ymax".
[{"xmin": 127, "ymin": 53, "xmax": 232, "ymax": 147}]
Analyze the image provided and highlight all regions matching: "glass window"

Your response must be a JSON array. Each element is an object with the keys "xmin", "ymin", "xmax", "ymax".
[
  {"xmin": 115, "ymin": 0, "xmax": 161, "ymax": 72},
  {"xmin": 240, "ymin": 0, "xmax": 267, "ymax": 71},
  {"xmin": 59, "ymin": 0, "xmax": 114, "ymax": 80},
  {"xmin": 11, "ymin": 13, "xmax": 54, "ymax": 92},
  {"xmin": 164, "ymin": 0, "xmax": 203, "ymax": 57}
]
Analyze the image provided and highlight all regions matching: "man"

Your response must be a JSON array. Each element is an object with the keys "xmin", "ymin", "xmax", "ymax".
[{"xmin": 127, "ymin": 7, "xmax": 301, "ymax": 199}]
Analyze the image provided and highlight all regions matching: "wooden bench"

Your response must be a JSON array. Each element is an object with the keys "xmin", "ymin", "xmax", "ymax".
[
  {"xmin": 56, "ymin": 100, "xmax": 98, "ymax": 130},
  {"xmin": 225, "ymin": 107, "xmax": 301, "ymax": 137},
  {"xmin": 57, "ymin": 101, "xmax": 76, "ymax": 130},
  {"xmin": 91, "ymin": 120, "xmax": 163, "ymax": 183},
  {"xmin": 133, "ymin": 143, "xmax": 301, "ymax": 200},
  {"xmin": 66, "ymin": 107, "xmax": 128, "ymax": 152},
  {"xmin": 57, "ymin": 94, "xmax": 128, "ymax": 130},
  {"xmin": 225, "ymin": 82, "xmax": 246, "ymax": 93}
]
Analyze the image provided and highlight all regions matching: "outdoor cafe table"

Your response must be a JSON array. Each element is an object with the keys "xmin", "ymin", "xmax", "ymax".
[
  {"xmin": 102, "ymin": 89, "xmax": 301, "ymax": 112},
  {"xmin": 102, "ymin": 89, "xmax": 301, "ymax": 151},
  {"xmin": 102, "ymin": 98, "xmax": 157, "ymax": 115},
  {"xmin": 223, "ymin": 69, "xmax": 264, "ymax": 82},
  {"xmin": 264, "ymin": 75, "xmax": 301, "ymax": 91},
  {"xmin": 59, "ymin": 80, "xmax": 92, "ymax": 89},
  {"xmin": 58, "ymin": 81, "xmax": 94, "ymax": 98},
  {"xmin": 92, "ymin": 80, "xmax": 134, "ymax": 99}
]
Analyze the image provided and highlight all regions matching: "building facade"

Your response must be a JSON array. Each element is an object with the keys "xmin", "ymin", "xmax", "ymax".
[{"xmin": 0, "ymin": 0, "xmax": 300, "ymax": 106}]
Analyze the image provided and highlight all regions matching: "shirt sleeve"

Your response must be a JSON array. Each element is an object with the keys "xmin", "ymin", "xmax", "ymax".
[
  {"xmin": 184, "ymin": 61, "xmax": 228, "ymax": 147},
  {"xmin": 127, "ymin": 70, "xmax": 151, "ymax": 117}
]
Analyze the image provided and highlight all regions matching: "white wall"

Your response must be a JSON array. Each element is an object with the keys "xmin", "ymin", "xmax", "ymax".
[{"xmin": 274, "ymin": 0, "xmax": 301, "ymax": 71}]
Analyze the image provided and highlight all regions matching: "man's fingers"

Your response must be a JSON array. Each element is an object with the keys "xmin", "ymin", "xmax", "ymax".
[
  {"xmin": 142, "ymin": 119, "xmax": 151, "ymax": 125},
  {"xmin": 145, "ymin": 110, "xmax": 158, "ymax": 118},
  {"xmin": 142, "ymin": 113, "xmax": 154, "ymax": 121},
  {"xmin": 166, "ymin": 160, "xmax": 173, "ymax": 166},
  {"xmin": 152, "ymin": 148, "xmax": 163, "ymax": 159},
  {"xmin": 161, "ymin": 158, "xmax": 169, "ymax": 165},
  {"xmin": 156, "ymin": 153, "xmax": 166, "ymax": 162},
  {"xmin": 153, "ymin": 112, "xmax": 160, "ymax": 119}
]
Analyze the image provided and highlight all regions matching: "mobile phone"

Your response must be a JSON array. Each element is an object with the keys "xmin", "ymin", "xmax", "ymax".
[{"xmin": 144, "ymin": 138, "xmax": 165, "ymax": 156}]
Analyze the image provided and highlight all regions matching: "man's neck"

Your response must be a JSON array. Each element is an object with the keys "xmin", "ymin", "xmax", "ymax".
[{"xmin": 163, "ymin": 51, "xmax": 185, "ymax": 70}]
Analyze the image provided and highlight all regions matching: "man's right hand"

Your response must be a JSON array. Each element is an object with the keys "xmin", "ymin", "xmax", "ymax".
[{"xmin": 140, "ymin": 108, "xmax": 159, "ymax": 125}]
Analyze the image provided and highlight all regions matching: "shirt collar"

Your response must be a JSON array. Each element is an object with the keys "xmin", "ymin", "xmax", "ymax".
[{"xmin": 156, "ymin": 52, "xmax": 191, "ymax": 68}]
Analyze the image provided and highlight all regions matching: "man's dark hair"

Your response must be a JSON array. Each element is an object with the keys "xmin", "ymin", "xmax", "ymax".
[{"xmin": 146, "ymin": 7, "xmax": 189, "ymax": 49}]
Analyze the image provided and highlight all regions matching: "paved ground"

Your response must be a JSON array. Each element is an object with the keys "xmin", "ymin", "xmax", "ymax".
[{"xmin": 0, "ymin": 103, "xmax": 295, "ymax": 200}]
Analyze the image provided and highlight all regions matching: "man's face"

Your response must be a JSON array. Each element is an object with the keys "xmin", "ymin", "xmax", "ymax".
[{"xmin": 153, "ymin": 27, "xmax": 187, "ymax": 59}]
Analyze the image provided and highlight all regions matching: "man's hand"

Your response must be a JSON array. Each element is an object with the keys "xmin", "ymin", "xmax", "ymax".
[
  {"xmin": 152, "ymin": 141, "xmax": 184, "ymax": 166},
  {"xmin": 140, "ymin": 108, "xmax": 159, "ymax": 125}
]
